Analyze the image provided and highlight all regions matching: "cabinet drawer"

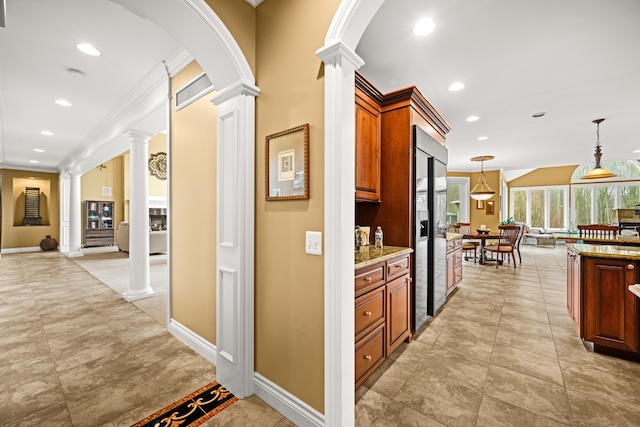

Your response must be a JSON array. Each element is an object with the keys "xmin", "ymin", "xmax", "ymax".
[
  {"xmin": 355, "ymin": 263, "xmax": 385, "ymax": 295},
  {"xmin": 446, "ymin": 239, "xmax": 455, "ymax": 252},
  {"xmin": 387, "ymin": 255, "xmax": 410, "ymax": 281},
  {"xmin": 454, "ymin": 238, "xmax": 462, "ymax": 250},
  {"xmin": 454, "ymin": 265, "xmax": 462, "ymax": 283},
  {"xmin": 355, "ymin": 287, "xmax": 385, "ymax": 339},
  {"xmin": 355, "ymin": 324, "xmax": 385, "ymax": 388},
  {"xmin": 454, "ymin": 249, "xmax": 463, "ymax": 266}
]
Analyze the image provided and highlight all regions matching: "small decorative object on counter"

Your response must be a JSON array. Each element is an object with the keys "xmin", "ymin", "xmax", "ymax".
[
  {"xmin": 374, "ymin": 226, "xmax": 384, "ymax": 249},
  {"xmin": 40, "ymin": 235, "xmax": 58, "ymax": 251}
]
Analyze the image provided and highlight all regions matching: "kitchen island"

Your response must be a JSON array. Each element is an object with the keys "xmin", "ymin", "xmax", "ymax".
[
  {"xmin": 567, "ymin": 243, "xmax": 640, "ymax": 361},
  {"xmin": 555, "ymin": 232, "xmax": 640, "ymax": 246},
  {"xmin": 354, "ymin": 245, "xmax": 413, "ymax": 388}
]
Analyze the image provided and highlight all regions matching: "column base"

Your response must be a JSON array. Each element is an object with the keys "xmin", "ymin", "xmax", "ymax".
[
  {"xmin": 123, "ymin": 288, "xmax": 156, "ymax": 302},
  {"xmin": 65, "ymin": 250, "xmax": 84, "ymax": 258}
]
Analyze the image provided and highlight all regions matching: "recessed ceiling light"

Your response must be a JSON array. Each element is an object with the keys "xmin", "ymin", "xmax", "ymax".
[
  {"xmin": 466, "ymin": 115, "xmax": 479, "ymax": 122},
  {"xmin": 41, "ymin": 130, "xmax": 54, "ymax": 136},
  {"xmin": 413, "ymin": 18, "xmax": 436, "ymax": 36},
  {"xmin": 76, "ymin": 43, "xmax": 101, "ymax": 56},
  {"xmin": 478, "ymin": 136, "xmax": 488, "ymax": 141},
  {"xmin": 67, "ymin": 67, "xmax": 86, "ymax": 78},
  {"xmin": 448, "ymin": 82, "xmax": 464, "ymax": 92},
  {"xmin": 633, "ymin": 149, "xmax": 640, "ymax": 154},
  {"xmin": 34, "ymin": 149, "xmax": 45, "ymax": 153},
  {"xmin": 54, "ymin": 99, "xmax": 72, "ymax": 107},
  {"xmin": 29, "ymin": 160, "xmax": 39, "ymax": 164},
  {"xmin": 532, "ymin": 112, "xmax": 547, "ymax": 118}
]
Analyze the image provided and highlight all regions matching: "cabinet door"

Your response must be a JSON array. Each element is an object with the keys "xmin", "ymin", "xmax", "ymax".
[
  {"xmin": 584, "ymin": 257, "xmax": 637, "ymax": 351},
  {"xmin": 386, "ymin": 274, "xmax": 410, "ymax": 355},
  {"xmin": 355, "ymin": 94, "xmax": 381, "ymax": 202}
]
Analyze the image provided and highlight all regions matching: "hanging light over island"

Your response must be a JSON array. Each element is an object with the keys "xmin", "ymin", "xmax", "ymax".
[
  {"xmin": 469, "ymin": 155, "xmax": 496, "ymax": 201},
  {"xmin": 581, "ymin": 118, "xmax": 616, "ymax": 180}
]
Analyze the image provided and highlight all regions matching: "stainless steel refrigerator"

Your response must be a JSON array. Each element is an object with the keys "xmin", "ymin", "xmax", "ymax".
[{"xmin": 413, "ymin": 125, "xmax": 448, "ymax": 333}]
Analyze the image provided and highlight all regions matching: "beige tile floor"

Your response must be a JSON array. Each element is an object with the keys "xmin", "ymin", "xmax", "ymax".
[
  {"xmin": 2, "ymin": 245, "xmax": 640, "ymax": 426},
  {"xmin": 356, "ymin": 244, "xmax": 640, "ymax": 426}
]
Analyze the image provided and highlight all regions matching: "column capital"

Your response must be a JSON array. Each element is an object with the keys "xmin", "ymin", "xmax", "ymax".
[
  {"xmin": 316, "ymin": 40, "xmax": 364, "ymax": 69},
  {"xmin": 210, "ymin": 80, "xmax": 260, "ymax": 106},
  {"xmin": 125, "ymin": 129, "xmax": 154, "ymax": 144}
]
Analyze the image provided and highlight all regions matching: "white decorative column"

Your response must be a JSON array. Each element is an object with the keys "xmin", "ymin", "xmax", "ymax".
[
  {"xmin": 123, "ymin": 130, "xmax": 155, "ymax": 302},
  {"xmin": 210, "ymin": 81, "xmax": 259, "ymax": 399},
  {"xmin": 316, "ymin": 40, "xmax": 364, "ymax": 427},
  {"xmin": 67, "ymin": 173, "xmax": 83, "ymax": 257}
]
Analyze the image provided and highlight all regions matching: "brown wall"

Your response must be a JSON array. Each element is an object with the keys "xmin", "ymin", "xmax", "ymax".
[{"xmin": 1, "ymin": 169, "xmax": 60, "ymax": 249}]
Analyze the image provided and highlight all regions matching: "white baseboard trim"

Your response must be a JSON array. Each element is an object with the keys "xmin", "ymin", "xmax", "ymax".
[
  {"xmin": 1, "ymin": 246, "xmax": 42, "ymax": 254},
  {"xmin": 168, "ymin": 319, "xmax": 217, "ymax": 365},
  {"xmin": 254, "ymin": 372, "xmax": 324, "ymax": 427}
]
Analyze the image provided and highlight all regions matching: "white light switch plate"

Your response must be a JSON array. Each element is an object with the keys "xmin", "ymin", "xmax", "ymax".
[{"xmin": 306, "ymin": 231, "xmax": 322, "ymax": 255}]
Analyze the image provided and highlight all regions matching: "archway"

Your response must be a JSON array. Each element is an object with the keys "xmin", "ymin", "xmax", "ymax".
[
  {"xmin": 110, "ymin": 0, "xmax": 259, "ymax": 398},
  {"xmin": 317, "ymin": 0, "xmax": 385, "ymax": 424}
]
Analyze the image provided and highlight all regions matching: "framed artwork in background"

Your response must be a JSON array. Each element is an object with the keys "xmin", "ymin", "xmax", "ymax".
[{"xmin": 476, "ymin": 199, "xmax": 485, "ymax": 209}]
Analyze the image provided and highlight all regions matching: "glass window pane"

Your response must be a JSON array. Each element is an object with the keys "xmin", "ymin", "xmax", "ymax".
[
  {"xmin": 596, "ymin": 186, "xmax": 615, "ymax": 224},
  {"xmin": 574, "ymin": 187, "xmax": 592, "ymax": 225},
  {"xmin": 513, "ymin": 190, "xmax": 527, "ymax": 223},
  {"xmin": 446, "ymin": 183, "xmax": 461, "ymax": 225},
  {"xmin": 549, "ymin": 189, "xmax": 564, "ymax": 228},
  {"xmin": 620, "ymin": 185, "xmax": 640, "ymax": 208},
  {"xmin": 530, "ymin": 190, "xmax": 545, "ymax": 228}
]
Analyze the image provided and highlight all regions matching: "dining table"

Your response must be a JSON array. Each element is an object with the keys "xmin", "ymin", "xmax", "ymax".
[{"xmin": 463, "ymin": 232, "xmax": 500, "ymax": 265}]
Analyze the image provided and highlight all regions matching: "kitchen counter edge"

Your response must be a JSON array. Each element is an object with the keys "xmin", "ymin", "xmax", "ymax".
[
  {"xmin": 567, "ymin": 243, "xmax": 640, "ymax": 260},
  {"xmin": 355, "ymin": 246, "xmax": 413, "ymax": 270}
]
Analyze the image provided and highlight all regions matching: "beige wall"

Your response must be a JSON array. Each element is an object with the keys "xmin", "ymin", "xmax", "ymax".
[
  {"xmin": 510, "ymin": 165, "xmax": 578, "ymax": 187},
  {"xmin": 170, "ymin": 61, "xmax": 218, "ymax": 344},
  {"xmin": 81, "ymin": 157, "xmax": 125, "ymax": 244},
  {"xmin": 251, "ymin": 0, "xmax": 340, "ymax": 412},
  {"xmin": 1, "ymin": 169, "xmax": 60, "ymax": 249}
]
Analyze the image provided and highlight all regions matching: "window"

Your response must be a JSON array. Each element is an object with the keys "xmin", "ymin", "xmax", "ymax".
[
  {"xmin": 446, "ymin": 177, "xmax": 470, "ymax": 225},
  {"xmin": 572, "ymin": 182, "xmax": 640, "ymax": 225},
  {"xmin": 510, "ymin": 185, "xmax": 569, "ymax": 230}
]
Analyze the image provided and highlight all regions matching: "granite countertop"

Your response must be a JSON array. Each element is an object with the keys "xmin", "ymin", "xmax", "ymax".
[
  {"xmin": 355, "ymin": 245, "xmax": 413, "ymax": 270},
  {"xmin": 447, "ymin": 232, "xmax": 463, "ymax": 241},
  {"xmin": 567, "ymin": 243, "xmax": 640, "ymax": 260},
  {"xmin": 629, "ymin": 285, "xmax": 640, "ymax": 299}
]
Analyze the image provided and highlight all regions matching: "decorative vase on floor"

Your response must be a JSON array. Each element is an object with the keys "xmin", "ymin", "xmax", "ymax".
[{"xmin": 40, "ymin": 235, "xmax": 58, "ymax": 251}]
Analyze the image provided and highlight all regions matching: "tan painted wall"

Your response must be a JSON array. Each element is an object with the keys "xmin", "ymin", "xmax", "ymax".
[
  {"xmin": 509, "ymin": 165, "xmax": 578, "ymax": 187},
  {"xmin": 0, "ymin": 169, "xmax": 60, "ymax": 249},
  {"xmin": 252, "ymin": 0, "xmax": 340, "ymax": 413},
  {"xmin": 81, "ymin": 157, "xmax": 125, "ymax": 244},
  {"xmin": 205, "ymin": 0, "xmax": 256, "ymax": 74},
  {"xmin": 170, "ymin": 61, "xmax": 218, "ymax": 344},
  {"xmin": 449, "ymin": 170, "xmax": 502, "ymax": 231}
]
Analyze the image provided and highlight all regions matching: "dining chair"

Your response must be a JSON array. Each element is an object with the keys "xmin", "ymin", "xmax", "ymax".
[
  {"xmin": 514, "ymin": 222, "xmax": 526, "ymax": 263},
  {"xmin": 457, "ymin": 222, "xmax": 478, "ymax": 263},
  {"xmin": 577, "ymin": 224, "xmax": 619, "ymax": 238},
  {"xmin": 484, "ymin": 224, "xmax": 520, "ymax": 269}
]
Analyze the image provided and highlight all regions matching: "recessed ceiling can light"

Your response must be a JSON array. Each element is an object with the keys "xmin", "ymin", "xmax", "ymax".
[
  {"xmin": 67, "ymin": 67, "xmax": 86, "ymax": 78},
  {"xmin": 34, "ymin": 149, "xmax": 45, "ymax": 153},
  {"xmin": 532, "ymin": 112, "xmax": 547, "ymax": 118},
  {"xmin": 448, "ymin": 82, "xmax": 464, "ymax": 92},
  {"xmin": 633, "ymin": 149, "xmax": 640, "ymax": 154},
  {"xmin": 54, "ymin": 99, "xmax": 72, "ymax": 107},
  {"xmin": 76, "ymin": 43, "xmax": 101, "ymax": 56},
  {"xmin": 413, "ymin": 18, "xmax": 436, "ymax": 36},
  {"xmin": 41, "ymin": 130, "xmax": 54, "ymax": 136},
  {"xmin": 29, "ymin": 160, "xmax": 39, "ymax": 164},
  {"xmin": 466, "ymin": 115, "xmax": 479, "ymax": 122},
  {"xmin": 478, "ymin": 136, "xmax": 488, "ymax": 141}
]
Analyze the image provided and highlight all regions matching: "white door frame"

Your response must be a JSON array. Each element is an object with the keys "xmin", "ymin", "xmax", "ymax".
[
  {"xmin": 317, "ymin": 1, "xmax": 385, "ymax": 425},
  {"xmin": 110, "ymin": 0, "xmax": 258, "ymax": 398}
]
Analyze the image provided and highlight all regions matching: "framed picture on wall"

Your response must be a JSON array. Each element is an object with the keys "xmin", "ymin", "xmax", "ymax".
[
  {"xmin": 486, "ymin": 200, "xmax": 495, "ymax": 215},
  {"xmin": 476, "ymin": 200, "xmax": 485, "ymax": 209}
]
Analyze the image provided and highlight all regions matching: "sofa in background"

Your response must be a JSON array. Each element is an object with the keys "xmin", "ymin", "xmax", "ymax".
[
  {"xmin": 523, "ymin": 227, "xmax": 556, "ymax": 247},
  {"xmin": 117, "ymin": 221, "xmax": 167, "ymax": 254}
]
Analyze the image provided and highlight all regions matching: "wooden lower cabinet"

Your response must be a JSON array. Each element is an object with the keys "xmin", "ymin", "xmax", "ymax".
[
  {"xmin": 355, "ymin": 253, "xmax": 411, "ymax": 388},
  {"xmin": 583, "ymin": 257, "xmax": 637, "ymax": 352},
  {"xmin": 446, "ymin": 236, "xmax": 462, "ymax": 295},
  {"xmin": 567, "ymin": 248, "xmax": 639, "ymax": 355}
]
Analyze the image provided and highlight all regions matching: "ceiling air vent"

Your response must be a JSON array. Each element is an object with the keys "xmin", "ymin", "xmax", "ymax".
[{"xmin": 175, "ymin": 73, "xmax": 214, "ymax": 111}]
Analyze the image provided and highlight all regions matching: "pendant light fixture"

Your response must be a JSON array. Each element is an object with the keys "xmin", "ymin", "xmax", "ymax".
[
  {"xmin": 581, "ymin": 118, "xmax": 616, "ymax": 180},
  {"xmin": 470, "ymin": 155, "xmax": 495, "ymax": 201}
]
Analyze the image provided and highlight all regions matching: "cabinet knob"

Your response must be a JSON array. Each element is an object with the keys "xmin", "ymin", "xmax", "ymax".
[
  {"xmin": 628, "ymin": 264, "xmax": 635, "ymax": 270},
  {"xmin": 364, "ymin": 355, "xmax": 372, "ymax": 361},
  {"xmin": 364, "ymin": 277, "xmax": 372, "ymax": 283},
  {"xmin": 363, "ymin": 311, "xmax": 372, "ymax": 317},
  {"xmin": 395, "ymin": 264, "xmax": 403, "ymax": 268}
]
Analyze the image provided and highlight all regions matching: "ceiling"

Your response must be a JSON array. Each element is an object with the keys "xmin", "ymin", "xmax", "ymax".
[
  {"xmin": 357, "ymin": 0, "xmax": 640, "ymax": 177},
  {"xmin": 1, "ymin": 0, "xmax": 639, "ymax": 180}
]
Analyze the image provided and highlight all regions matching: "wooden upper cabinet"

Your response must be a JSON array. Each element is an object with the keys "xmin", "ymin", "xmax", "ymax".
[{"xmin": 355, "ymin": 72, "xmax": 383, "ymax": 202}]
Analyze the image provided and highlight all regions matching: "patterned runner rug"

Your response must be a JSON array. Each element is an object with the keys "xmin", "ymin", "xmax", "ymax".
[{"xmin": 131, "ymin": 381, "xmax": 237, "ymax": 427}]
